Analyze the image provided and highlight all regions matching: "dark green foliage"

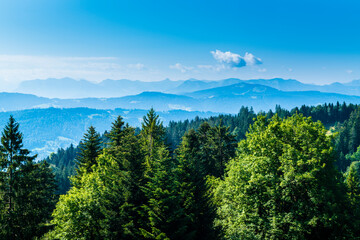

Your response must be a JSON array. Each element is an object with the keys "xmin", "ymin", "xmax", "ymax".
[
  {"xmin": 166, "ymin": 106, "xmax": 256, "ymax": 150},
  {"xmin": 171, "ymin": 121, "xmax": 236, "ymax": 239},
  {"xmin": 0, "ymin": 116, "xmax": 57, "ymax": 239},
  {"xmin": 76, "ymin": 126, "xmax": 103, "ymax": 176},
  {"xmin": 107, "ymin": 117, "xmax": 146, "ymax": 239},
  {"xmin": 335, "ymin": 107, "xmax": 360, "ymax": 171},
  {"xmin": 140, "ymin": 147, "xmax": 190, "ymax": 240},
  {"xmin": 45, "ymin": 144, "xmax": 78, "ymax": 195},
  {"xmin": 176, "ymin": 129, "xmax": 217, "ymax": 239},
  {"xmin": 166, "ymin": 102, "xmax": 357, "ymax": 151}
]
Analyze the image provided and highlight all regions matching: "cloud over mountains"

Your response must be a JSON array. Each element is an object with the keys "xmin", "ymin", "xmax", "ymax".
[{"xmin": 211, "ymin": 50, "xmax": 262, "ymax": 68}]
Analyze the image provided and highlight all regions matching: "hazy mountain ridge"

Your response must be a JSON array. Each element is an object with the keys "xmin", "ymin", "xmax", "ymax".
[
  {"xmin": 6, "ymin": 81, "xmax": 360, "ymax": 113},
  {"xmin": 16, "ymin": 78, "xmax": 184, "ymax": 98},
  {"xmin": 15, "ymin": 77, "xmax": 360, "ymax": 99}
]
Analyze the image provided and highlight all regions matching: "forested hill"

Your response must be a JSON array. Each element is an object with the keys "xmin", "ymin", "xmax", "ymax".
[
  {"xmin": 0, "ymin": 107, "xmax": 216, "ymax": 159},
  {"xmin": 38, "ymin": 105, "xmax": 360, "ymax": 239},
  {"xmin": 47, "ymin": 102, "xmax": 359, "ymax": 194},
  {"xmin": 166, "ymin": 102, "xmax": 357, "ymax": 149}
]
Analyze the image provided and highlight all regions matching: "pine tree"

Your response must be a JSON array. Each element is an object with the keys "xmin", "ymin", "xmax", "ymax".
[
  {"xmin": 76, "ymin": 126, "xmax": 102, "ymax": 176},
  {"xmin": 0, "ymin": 116, "xmax": 56, "ymax": 239}
]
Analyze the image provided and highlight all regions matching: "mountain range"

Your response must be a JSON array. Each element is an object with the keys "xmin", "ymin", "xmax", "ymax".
[
  {"xmin": 7, "ymin": 77, "xmax": 360, "ymax": 159},
  {"xmin": 5, "ymin": 81, "xmax": 360, "ymax": 113},
  {"xmin": 15, "ymin": 77, "xmax": 360, "ymax": 99}
]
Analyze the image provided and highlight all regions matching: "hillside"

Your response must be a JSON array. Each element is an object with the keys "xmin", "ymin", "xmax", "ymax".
[{"xmin": 0, "ymin": 107, "xmax": 217, "ymax": 159}]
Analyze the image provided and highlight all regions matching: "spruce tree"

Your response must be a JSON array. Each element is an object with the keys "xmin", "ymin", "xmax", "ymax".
[
  {"xmin": 140, "ymin": 108, "xmax": 166, "ymax": 175},
  {"xmin": 76, "ymin": 126, "xmax": 102, "ymax": 176},
  {"xmin": 175, "ymin": 128, "xmax": 219, "ymax": 240},
  {"xmin": 211, "ymin": 121, "xmax": 236, "ymax": 178},
  {"xmin": 140, "ymin": 146, "xmax": 189, "ymax": 240},
  {"xmin": 107, "ymin": 115, "xmax": 126, "ymax": 148},
  {"xmin": 0, "ymin": 116, "xmax": 56, "ymax": 239}
]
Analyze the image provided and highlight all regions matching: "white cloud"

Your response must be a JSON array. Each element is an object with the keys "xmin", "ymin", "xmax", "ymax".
[
  {"xmin": 210, "ymin": 50, "xmax": 262, "ymax": 68},
  {"xmin": 346, "ymin": 69, "xmax": 353, "ymax": 74},
  {"xmin": 169, "ymin": 63, "xmax": 194, "ymax": 73}
]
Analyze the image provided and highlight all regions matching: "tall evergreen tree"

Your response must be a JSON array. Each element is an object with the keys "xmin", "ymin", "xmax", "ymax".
[
  {"xmin": 175, "ymin": 127, "xmax": 219, "ymax": 240},
  {"xmin": 211, "ymin": 121, "xmax": 237, "ymax": 178},
  {"xmin": 76, "ymin": 126, "xmax": 102, "ymax": 177},
  {"xmin": 107, "ymin": 117, "xmax": 146, "ymax": 239},
  {"xmin": 107, "ymin": 115, "xmax": 126, "ymax": 148},
  {"xmin": 0, "ymin": 116, "xmax": 56, "ymax": 239},
  {"xmin": 140, "ymin": 108, "xmax": 166, "ymax": 175},
  {"xmin": 140, "ymin": 146, "xmax": 190, "ymax": 240}
]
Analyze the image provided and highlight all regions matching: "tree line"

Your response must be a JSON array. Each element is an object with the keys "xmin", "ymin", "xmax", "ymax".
[{"xmin": 2, "ymin": 102, "xmax": 360, "ymax": 239}]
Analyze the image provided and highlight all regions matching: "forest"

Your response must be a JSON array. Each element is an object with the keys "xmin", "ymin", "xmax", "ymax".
[{"xmin": 1, "ymin": 102, "xmax": 360, "ymax": 239}]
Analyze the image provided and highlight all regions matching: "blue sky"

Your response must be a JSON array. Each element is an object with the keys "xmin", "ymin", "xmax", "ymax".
[{"xmin": 0, "ymin": 0, "xmax": 359, "ymax": 89}]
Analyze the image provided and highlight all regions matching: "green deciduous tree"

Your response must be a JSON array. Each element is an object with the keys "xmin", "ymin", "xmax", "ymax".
[
  {"xmin": 214, "ymin": 114, "xmax": 352, "ymax": 239},
  {"xmin": 344, "ymin": 161, "xmax": 360, "ymax": 234},
  {"xmin": 0, "ymin": 116, "xmax": 56, "ymax": 239}
]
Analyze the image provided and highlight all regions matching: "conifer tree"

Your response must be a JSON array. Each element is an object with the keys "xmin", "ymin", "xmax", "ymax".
[
  {"xmin": 140, "ymin": 108, "xmax": 166, "ymax": 175},
  {"xmin": 76, "ymin": 126, "xmax": 102, "ymax": 176},
  {"xmin": 0, "ymin": 116, "xmax": 56, "ymax": 239},
  {"xmin": 140, "ymin": 146, "xmax": 190, "ymax": 240},
  {"xmin": 175, "ymin": 128, "xmax": 219, "ymax": 240},
  {"xmin": 211, "ymin": 121, "xmax": 236, "ymax": 178},
  {"xmin": 108, "ymin": 115, "xmax": 126, "ymax": 148}
]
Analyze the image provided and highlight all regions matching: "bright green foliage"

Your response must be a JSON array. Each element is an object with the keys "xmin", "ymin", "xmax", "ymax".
[
  {"xmin": 140, "ymin": 108, "xmax": 166, "ymax": 175},
  {"xmin": 76, "ymin": 126, "xmax": 102, "ymax": 177},
  {"xmin": 344, "ymin": 161, "xmax": 360, "ymax": 233},
  {"xmin": 214, "ymin": 114, "xmax": 351, "ymax": 239},
  {"xmin": 0, "ymin": 116, "xmax": 57, "ymax": 239},
  {"xmin": 46, "ymin": 151, "xmax": 133, "ymax": 239},
  {"xmin": 345, "ymin": 161, "xmax": 360, "ymax": 202},
  {"xmin": 48, "ymin": 116, "xmax": 146, "ymax": 239}
]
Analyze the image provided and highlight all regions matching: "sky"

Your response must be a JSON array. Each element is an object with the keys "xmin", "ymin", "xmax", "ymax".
[{"xmin": 0, "ymin": 0, "xmax": 359, "ymax": 89}]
